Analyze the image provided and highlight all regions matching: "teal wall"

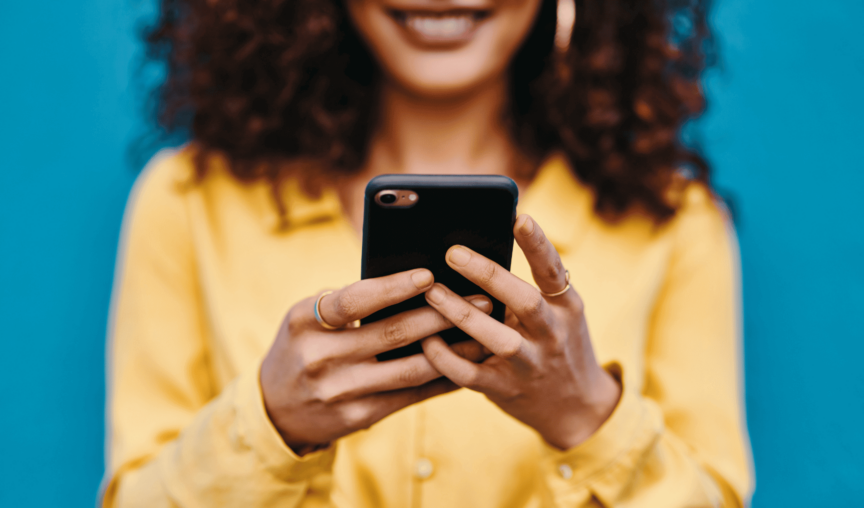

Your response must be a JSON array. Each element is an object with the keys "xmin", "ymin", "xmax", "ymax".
[
  {"xmin": 700, "ymin": 0, "xmax": 864, "ymax": 502},
  {"xmin": 1, "ymin": 0, "xmax": 862, "ymax": 505}
]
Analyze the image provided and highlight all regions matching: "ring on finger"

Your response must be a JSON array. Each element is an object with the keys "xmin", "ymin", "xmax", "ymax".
[
  {"xmin": 539, "ymin": 269, "xmax": 571, "ymax": 298},
  {"xmin": 314, "ymin": 291, "xmax": 341, "ymax": 330}
]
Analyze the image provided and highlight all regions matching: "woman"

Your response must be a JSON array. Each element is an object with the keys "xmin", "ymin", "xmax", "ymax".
[{"xmin": 102, "ymin": 0, "xmax": 753, "ymax": 506}]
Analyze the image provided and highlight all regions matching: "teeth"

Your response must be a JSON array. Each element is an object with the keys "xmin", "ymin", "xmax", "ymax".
[{"xmin": 405, "ymin": 14, "xmax": 475, "ymax": 38}]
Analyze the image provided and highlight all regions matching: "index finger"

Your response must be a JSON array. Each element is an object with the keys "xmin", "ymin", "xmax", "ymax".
[
  {"xmin": 319, "ymin": 269, "xmax": 435, "ymax": 328},
  {"xmin": 444, "ymin": 245, "xmax": 553, "ymax": 331}
]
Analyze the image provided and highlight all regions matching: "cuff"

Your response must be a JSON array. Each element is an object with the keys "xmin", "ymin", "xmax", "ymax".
[
  {"xmin": 539, "ymin": 362, "xmax": 662, "ymax": 494},
  {"xmin": 234, "ymin": 365, "xmax": 336, "ymax": 482}
]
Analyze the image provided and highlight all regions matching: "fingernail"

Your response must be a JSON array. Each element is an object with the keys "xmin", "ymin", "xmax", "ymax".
[
  {"xmin": 517, "ymin": 215, "xmax": 534, "ymax": 236},
  {"xmin": 448, "ymin": 246, "xmax": 471, "ymax": 267},
  {"xmin": 426, "ymin": 284, "xmax": 445, "ymax": 304},
  {"xmin": 412, "ymin": 270, "xmax": 433, "ymax": 288},
  {"xmin": 468, "ymin": 297, "xmax": 492, "ymax": 313}
]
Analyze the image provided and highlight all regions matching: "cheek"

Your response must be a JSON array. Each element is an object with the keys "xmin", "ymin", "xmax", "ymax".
[{"xmin": 347, "ymin": 0, "xmax": 544, "ymax": 97}]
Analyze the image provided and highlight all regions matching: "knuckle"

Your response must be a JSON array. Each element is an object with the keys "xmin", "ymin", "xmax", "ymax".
[
  {"xmin": 551, "ymin": 334, "xmax": 570, "ymax": 354},
  {"xmin": 382, "ymin": 320, "xmax": 410, "ymax": 347},
  {"xmin": 301, "ymin": 350, "xmax": 331, "ymax": 378},
  {"xmin": 529, "ymin": 228, "xmax": 548, "ymax": 251},
  {"xmin": 397, "ymin": 363, "xmax": 424, "ymax": 386},
  {"xmin": 522, "ymin": 292, "xmax": 546, "ymax": 318},
  {"xmin": 285, "ymin": 306, "xmax": 306, "ymax": 334},
  {"xmin": 478, "ymin": 262, "xmax": 499, "ymax": 287},
  {"xmin": 341, "ymin": 405, "xmax": 373, "ymax": 430},
  {"xmin": 544, "ymin": 260, "xmax": 564, "ymax": 282},
  {"xmin": 453, "ymin": 306, "xmax": 474, "ymax": 327},
  {"xmin": 461, "ymin": 370, "xmax": 482, "ymax": 390},
  {"xmin": 498, "ymin": 339, "xmax": 523, "ymax": 360},
  {"xmin": 314, "ymin": 384, "xmax": 345, "ymax": 405},
  {"xmin": 499, "ymin": 384, "xmax": 523, "ymax": 401},
  {"xmin": 332, "ymin": 290, "xmax": 362, "ymax": 321},
  {"xmin": 423, "ymin": 341, "xmax": 443, "ymax": 363}
]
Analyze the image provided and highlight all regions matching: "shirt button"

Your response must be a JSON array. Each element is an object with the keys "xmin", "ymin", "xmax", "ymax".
[
  {"xmin": 414, "ymin": 458, "xmax": 434, "ymax": 480},
  {"xmin": 558, "ymin": 463, "xmax": 573, "ymax": 480}
]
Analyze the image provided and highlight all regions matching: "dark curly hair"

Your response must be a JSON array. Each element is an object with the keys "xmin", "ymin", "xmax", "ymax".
[{"xmin": 145, "ymin": 0, "xmax": 715, "ymax": 223}]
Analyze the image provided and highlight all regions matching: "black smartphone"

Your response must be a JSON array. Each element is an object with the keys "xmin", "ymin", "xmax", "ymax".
[{"xmin": 361, "ymin": 174, "xmax": 519, "ymax": 361}]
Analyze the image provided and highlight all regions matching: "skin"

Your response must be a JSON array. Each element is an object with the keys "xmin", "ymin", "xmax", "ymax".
[
  {"xmin": 261, "ymin": 270, "xmax": 494, "ymax": 451},
  {"xmin": 338, "ymin": 0, "xmax": 542, "ymax": 231},
  {"xmin": 347, "ymin": 0, "xmax": 542, "ymax": 98},
  {"xmin": 261, "ymin": 0, "xmax": 621, "ymax": 453},
  {"xmin": 422, "ymin": 216, "xmax": 620, "ymax": 450}
]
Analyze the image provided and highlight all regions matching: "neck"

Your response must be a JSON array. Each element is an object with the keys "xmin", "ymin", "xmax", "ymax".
[
  {"xmin": 363, "ymin": 78, "xmax": 525, "ymax": 178},
  {"xmin": 337, "ymin": 77, "xmax": 533, "ymax": 234}
]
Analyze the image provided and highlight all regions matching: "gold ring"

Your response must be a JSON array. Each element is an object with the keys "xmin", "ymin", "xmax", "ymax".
[
  {"xmin": 314, "ymin": 291, "xmax": 340, "ymax": 330},
  {"xmin": 539, "ymin": 269, "xmax": 571, "ymax": 298}
]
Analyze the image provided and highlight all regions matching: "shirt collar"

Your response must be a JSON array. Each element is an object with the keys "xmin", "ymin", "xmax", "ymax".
[
  {"xmin": 192, "ymin": 150, "xmax": 345, "ymax": 232},
  {"xmin": 261, "ymin": 178, "xmax": 343, "ymax": 231},
  {"xmin": 281, "ymin": 179, "xmax": 343, "ymax": 229},
  {"xmin": 270, "ymin": 153, "xmax": 594, "ymax": 246}
]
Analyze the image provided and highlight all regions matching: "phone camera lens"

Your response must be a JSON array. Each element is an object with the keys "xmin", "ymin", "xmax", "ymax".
[{"xmin": 380, "ymin": 193, "xmax": 397, "ymax": 204}]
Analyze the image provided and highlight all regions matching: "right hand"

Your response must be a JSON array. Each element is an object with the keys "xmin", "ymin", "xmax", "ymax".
[{"xmin": 260, "ymin": 268, "xmax": 492, "ymax": 454}]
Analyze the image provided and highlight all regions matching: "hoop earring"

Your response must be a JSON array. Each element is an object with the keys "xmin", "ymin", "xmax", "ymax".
[{"xmin": 555, "ymin": 0, "xmax": 576, "ymax": 53}]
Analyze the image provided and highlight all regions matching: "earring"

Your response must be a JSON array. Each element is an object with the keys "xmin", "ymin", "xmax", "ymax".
[{"xmin": 555, "ymin": 0, "xmax": 576, "ymax": 52}]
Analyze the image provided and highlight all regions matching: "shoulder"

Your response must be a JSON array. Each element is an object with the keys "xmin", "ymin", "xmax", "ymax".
[
  {"xmin": 130, "ymin": 147, "xmax": 197, "ymax": 211},
  {"xmin": 664, "ymin": 181, "xmax": 738, "ymax": 269},
  {"xmin": 126, "ymin": 144, "xmax": 247, "ymax": 223},
  {"xmin": 672, "ymin": 182, "xmax": 733, "ymax": 239},
  {"xmin": 588, "ymin": 180, "xmax": 736, "ymax": 268},
  {"xmin": 127, "ymin": 146, "xmax": 304, "ymax": 236},
  {"xmin": 122, "ymin": 147, "xmax": 200, "ymax": 242}
]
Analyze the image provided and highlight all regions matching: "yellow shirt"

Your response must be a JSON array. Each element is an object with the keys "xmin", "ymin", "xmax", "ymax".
[{"xmin": 101, "ymin": 148, "xmax": 753, "ymax": 507}]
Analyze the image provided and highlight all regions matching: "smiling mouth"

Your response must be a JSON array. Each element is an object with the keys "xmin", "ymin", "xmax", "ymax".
[{"xmin": 388, "ymin": 9, "xmax": 492, "ymax": 43}]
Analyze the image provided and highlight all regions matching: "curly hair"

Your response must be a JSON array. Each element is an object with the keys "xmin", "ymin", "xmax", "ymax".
[{"xmin": 145, "ymin": 0, "xmax": 715, "ymax": 223}]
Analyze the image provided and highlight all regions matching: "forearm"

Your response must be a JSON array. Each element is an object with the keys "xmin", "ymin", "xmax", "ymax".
[{"xmin": 102, "ymin": 369, "xmax": 336, "ymax": 508}]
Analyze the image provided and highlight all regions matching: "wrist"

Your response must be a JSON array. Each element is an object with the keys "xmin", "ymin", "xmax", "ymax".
[
  {"xmin": 268, "ymin": 415, "xmax": 332, "ymax": 457},
  {"xmin": 543, "ymin": 367, "xmax": 622, "ymax": 450},
  {"xmin": 272, "ymin": 420, "xmax": 333, "ymax": 456},
  {"xmin": 260, "ymin": 372, "xmax": 330, "ymax": 456}
]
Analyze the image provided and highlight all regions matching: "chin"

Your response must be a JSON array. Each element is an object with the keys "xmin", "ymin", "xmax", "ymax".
[{"xmin": 385, "ymin": 55, "xmax": 501, "ymax": 99}]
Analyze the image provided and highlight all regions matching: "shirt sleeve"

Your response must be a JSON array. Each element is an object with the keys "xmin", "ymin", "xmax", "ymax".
[
  {"xmin": 537, "ymin": 187, "xmax": 754, "ymax": 507},
  {"xmin": 100, "ymin": 151, "xmax": 336, "ymax": 508}
]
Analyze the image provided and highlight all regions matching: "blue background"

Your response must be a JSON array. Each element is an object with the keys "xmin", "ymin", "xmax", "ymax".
[{"xmin": 1, "ymin": 0, "xmax": 862, "ymax": 505}]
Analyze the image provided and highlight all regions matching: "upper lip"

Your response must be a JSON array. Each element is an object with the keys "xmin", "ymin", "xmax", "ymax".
[{"xmin": 384, "ymin": 2, "xmax": 494, "ymax": 14}]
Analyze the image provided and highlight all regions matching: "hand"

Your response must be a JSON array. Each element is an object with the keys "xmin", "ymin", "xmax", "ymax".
[
  {"xmin": 260, "ymin": 269, "xmax": 492, "ymax": 454},
  {"xmin": 420, "ymin": 215, "xmax": 622, "ymax": 450}
]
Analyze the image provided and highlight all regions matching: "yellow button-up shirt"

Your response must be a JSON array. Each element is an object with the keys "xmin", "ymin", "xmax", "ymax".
[{"xmin": 102, "ymin": 149, "xmax": 753, "ymax": 507}]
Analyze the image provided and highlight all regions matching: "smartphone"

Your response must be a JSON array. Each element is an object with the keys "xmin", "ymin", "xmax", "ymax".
[{"xmin": 361, "ymin": 174, "xmax": 519, "ymax": 360}]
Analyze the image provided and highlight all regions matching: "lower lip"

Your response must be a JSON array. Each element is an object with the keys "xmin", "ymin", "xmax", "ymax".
[{"xmin": 388, "ymin": 10, "xmax": 490, "ymax": 46}]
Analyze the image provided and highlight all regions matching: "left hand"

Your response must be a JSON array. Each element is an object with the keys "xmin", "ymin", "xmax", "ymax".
[{"xmin": 421, "ymin": 214, "xmax": 622, "ymax": 450}]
